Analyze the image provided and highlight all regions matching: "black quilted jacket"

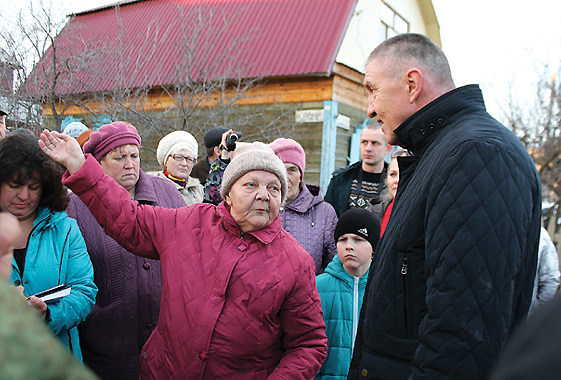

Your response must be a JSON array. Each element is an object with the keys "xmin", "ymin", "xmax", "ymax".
[{"xmin": 348, "ymin": 85, "xmax": 541, "ymax": 380}]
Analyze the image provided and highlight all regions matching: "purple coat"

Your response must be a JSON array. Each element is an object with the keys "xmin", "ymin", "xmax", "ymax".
[
  {"xmin": 280, "ymin": 184, "xmax": 338, "ymax": 275},
  {"xmin": 66, "ymin": 169, "xmax": 186, "ymax": 380}
]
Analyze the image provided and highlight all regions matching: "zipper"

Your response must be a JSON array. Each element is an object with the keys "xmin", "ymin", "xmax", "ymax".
[
  {"xmin": 58, "ymin": 229, "xmax": 71, "ymax": 284},
  {"xmin": 352, "ymin": 276, "xmax": 360, "ymax": 355},
  {"xmin": 401, "ymin": 256, "xmax": 414, "ymax": 336},
  {"xmin": 401, "ymin": 257, "xmax": 407, "ymax": 274}
]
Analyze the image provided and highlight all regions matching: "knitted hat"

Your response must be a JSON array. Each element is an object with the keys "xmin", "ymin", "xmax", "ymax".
[
  {"xmin": 62, "ymin": 122, "xmax": 90, "ymax": 138},
  {"xmin": 156, "ymin": 130, "xmax": 198, "ymax": 168},
  {"xmin": 269, "ymin": 138, "xmax": 306, "ymax": 176},
  {"xmin": 203, "ymin": 127, "xmax": 229, "ymax": 148},
  {"xmin": 334, "ymin": 208, "xmax": 380, "ymax": 251},
  {"xmin": 76, "ymin": 129, "xmax": 94, "ymax": 149},
  {"xmin": 83, "ymin": 121, "xmax": 141, "ymax": 160},
  {"xmin": 220, "ymin": 142, "xmax": 288, "ymax": 203}
]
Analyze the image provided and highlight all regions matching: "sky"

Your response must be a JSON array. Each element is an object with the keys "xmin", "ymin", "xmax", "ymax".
[
  {"xmin": 432, "ymin": 0, "xmax": 561, "ymax": 120},
  {"xmin": 2, "ymin": 0, "xmax": 561, "ymax": 123}
]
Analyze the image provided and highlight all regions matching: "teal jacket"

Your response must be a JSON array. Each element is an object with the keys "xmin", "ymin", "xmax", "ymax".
[
  {"xmin": 315, "ymin": 256, "xmax": 368, "ymax": 380},
  {"xmin": 10, "ymin": 206, "xmax": 97, "ymax": 360}
]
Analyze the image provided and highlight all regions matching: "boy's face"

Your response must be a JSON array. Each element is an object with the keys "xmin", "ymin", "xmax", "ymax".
[{"xmin": 337, "ymin": 233, "xmax": 373, "ymax": 277}]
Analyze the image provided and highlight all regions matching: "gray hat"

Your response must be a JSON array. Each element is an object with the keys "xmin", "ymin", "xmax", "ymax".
[{"xmin": 220, "ymin": 142, "xmax": 287, "ymax": 203}]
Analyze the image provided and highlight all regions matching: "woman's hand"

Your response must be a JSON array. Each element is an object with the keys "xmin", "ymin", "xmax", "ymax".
[
  {"xmin": 14, "ymin": 285, "xmax": 49, "ymax": 320},
  {"xmin": 27, "ymin": 295, "xmax": 49, "ymax": 320},
  {"xmin": 39, "ymin": 130, "xmax": 86, "ymax": 174}
]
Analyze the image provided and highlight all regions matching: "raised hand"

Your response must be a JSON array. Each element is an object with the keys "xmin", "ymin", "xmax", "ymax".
[{"xmin": 39, "ymin": 130, "xmax": 86, "ymax": 174}]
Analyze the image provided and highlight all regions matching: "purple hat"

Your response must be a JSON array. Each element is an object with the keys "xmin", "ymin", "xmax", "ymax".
[
  {"xmin": 83, "ymin": 121, "xmax": 141, "ymax": 160},
  {"xmin": 269, "ymin": 138, "xmax": 306, "ymax": 177}
]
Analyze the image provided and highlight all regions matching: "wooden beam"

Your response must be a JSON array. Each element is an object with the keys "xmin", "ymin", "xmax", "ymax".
[{"xmin": 43, "ymin": 77, "xmax": 334, "ymax": 116}]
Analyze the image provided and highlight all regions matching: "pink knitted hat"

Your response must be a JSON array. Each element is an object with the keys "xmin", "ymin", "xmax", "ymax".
[
  {"xmin": 269, "ymin": 138, "xmax": 306, "ymax": 176},
  {"xmin": 83, "ymin": 121, "xmax": 141, "ymax": 160}
]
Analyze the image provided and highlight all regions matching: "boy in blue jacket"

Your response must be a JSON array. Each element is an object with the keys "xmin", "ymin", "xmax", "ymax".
[{"xmin": 315, "ymin": 208, "xmax": 380, "ymax": 380}]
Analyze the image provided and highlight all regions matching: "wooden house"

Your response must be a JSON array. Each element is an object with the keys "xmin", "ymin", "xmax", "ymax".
[{"xmin": 26, "ymin": 0, "xmax": 441, "ymax": 188}]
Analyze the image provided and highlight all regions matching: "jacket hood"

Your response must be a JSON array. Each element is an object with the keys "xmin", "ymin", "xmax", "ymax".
[
  {"xmin": 324, "ymin": 255, "xmax": 369, "ymax": 289},
  {"xmin": 394, "ymin": 85, "xmax": 485, "ymax": 154},
  {"xmin": 33, "ymin": 206, "xmax": 65, "ymax": 232},
  {"xmin": 285, "ymin": 183, "xmax": 325, "ymax": 213},
  {"xmin": 135, "ymin": 169, "xmax": 162, "ymax": 203}
]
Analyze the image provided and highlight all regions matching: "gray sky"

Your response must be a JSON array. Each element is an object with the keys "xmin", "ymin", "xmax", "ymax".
[{"xmin": 433, "ymin": 0, "xmax": 561, "ymax": 120}]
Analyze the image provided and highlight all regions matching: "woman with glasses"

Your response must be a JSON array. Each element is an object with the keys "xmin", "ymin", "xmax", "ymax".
[
  {"xmin": 149, "ymin": 130, "xmax": 204, "ymax": 206},
  {"xmin": 65, "ymin": 122, "xmax": 186, "ymax": 380}
]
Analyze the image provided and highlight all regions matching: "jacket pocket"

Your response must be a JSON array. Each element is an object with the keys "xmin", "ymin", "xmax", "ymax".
[
  {"xmin": 401, "ymin": 255, "xmax": 414, "ymax": 338},
  {"xmin": 359, "ymin": 350, "xmax": 411, "ymax": 380}
]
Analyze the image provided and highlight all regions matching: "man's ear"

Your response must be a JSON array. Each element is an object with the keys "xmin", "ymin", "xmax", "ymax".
[
  {"xmin": 225, "ymin": 194, "xmax": 232, "ymax": 206},
  {"xmin": 213, "ymin": 146, "xmax": 221, "ymax": 157},
  {"xmin": 405, "ymin": 68, "xmax": 423, "ymax": 103},
  {"xmin": 385, "ymin": 144, "xmax": 393, "ymax": 155}
]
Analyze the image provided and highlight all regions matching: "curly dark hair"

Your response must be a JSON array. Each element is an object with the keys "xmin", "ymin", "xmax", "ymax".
[{"xmin": 0, "ymin": 133, "xmax": 69, "ymax": 212}]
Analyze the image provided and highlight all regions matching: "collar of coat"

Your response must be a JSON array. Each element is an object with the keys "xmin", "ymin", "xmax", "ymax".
[
  {"xmin": 284, "ymin": 183, "xmax": 325, "ymax": 213},
  {"xmin": 216, "ymin": 201, "xmax": 283, "ymax": 244},
  {"xmin": 133, "ymin": 169, "xmax": 161, "ymax": 204},
  {"xmin": 394, "ymin": 84, "xmax": 486, "ymax": 155}
]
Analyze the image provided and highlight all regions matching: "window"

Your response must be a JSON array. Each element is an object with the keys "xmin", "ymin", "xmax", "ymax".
[{"xmin": 379, "ymin": 1, "xmax": 410, "ymax": 40}]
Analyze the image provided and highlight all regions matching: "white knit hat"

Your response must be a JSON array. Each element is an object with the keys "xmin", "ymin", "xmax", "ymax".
[
  {"xmin": 156, "ymin": 130, "xmax": 199, "ymax": 168},
  {"xmin": 220, "ymin": 142, "xmax": 288, "ymax": 203}
]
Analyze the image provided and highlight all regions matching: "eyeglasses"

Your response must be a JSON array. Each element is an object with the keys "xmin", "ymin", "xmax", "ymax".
[
  {"xmin": 391, "ymin": 148, "xmax": 412, "ymax": 158},
  {"xmin": 171, "ymin": 154, "xmax": 196, "ymax": 164}
]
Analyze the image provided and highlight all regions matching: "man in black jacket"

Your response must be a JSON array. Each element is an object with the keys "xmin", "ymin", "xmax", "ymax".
[
  {"xmin": 348, "ymin": 33, "xmax": 541, "ymax": 380},
  {"xmin": 324, "ymin": 124, "xmax": 391, "ymax": 217}
]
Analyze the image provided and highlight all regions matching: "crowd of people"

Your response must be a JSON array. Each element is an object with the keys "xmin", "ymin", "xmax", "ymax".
[{"xmin": 0, "ymin": 33, "xmax": 557, "ymax": 380}]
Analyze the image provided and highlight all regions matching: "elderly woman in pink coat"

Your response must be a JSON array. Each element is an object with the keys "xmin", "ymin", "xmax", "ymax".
[{"xmin": 39, "ymin": 129, "xmax": 327, "ymax": 380}]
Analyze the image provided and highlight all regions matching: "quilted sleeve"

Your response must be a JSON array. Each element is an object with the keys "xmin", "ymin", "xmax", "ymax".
[
  {"xmin": 63, "ymin": 155, "xmax": 180, "ymax": 259},
  {"xmin": 412, "ymin": 141, "xmax": 539, "ymax": 379},
  {"xmin": 321, "ymin": 203, "xmax": 338, "ymax": 271},
  {"xmin": 267, "ymin": 254, "xmax": 328, "ymax": 380}
]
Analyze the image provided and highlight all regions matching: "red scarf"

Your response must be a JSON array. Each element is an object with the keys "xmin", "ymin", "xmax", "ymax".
[{"xmin": 380, "ymin": 198, "xmax": 394, "ymax": 237}]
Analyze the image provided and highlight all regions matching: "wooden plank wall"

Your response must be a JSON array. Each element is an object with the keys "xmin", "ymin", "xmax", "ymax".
[{"xmin": 42, "ymin": 65, "xmax": 370, "ymax": 187}]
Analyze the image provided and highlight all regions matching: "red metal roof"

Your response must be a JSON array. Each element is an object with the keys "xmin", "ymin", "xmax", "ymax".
[{"xmin": 26, "ymin": 0, "xmax": 357, "ymax": 95}]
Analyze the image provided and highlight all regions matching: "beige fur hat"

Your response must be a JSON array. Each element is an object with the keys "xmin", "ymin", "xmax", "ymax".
[
  {"xmin": 156, "ymin": 130, "xmax": 198, "ymax": 168},
  {"xmin": 220, "ymin": 142, "xmax": 288, "ymax": 203}
]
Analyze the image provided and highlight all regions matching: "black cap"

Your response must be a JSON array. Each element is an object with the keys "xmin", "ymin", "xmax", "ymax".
[
  {"xmin": 203, "ymin": 127, "xmax": 228, "ymax": 148},
  {"xmin": 203, "ymin": 127, "xmax": 243, "ymax": 148},
  {"xmin": 334, "ymin": 208, "xmax": 380, "ymax": 250},
  {"xmin": 0, "ymin": 110, "xmax": 7, "ymax": 116}
]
